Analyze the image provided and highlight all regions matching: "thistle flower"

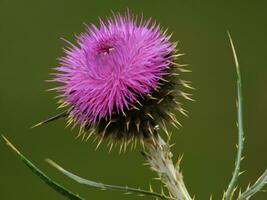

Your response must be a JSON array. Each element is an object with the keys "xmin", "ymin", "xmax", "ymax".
[{"xmin": 50, "ymin": 11, "xmax": 191, "ymax": 144}]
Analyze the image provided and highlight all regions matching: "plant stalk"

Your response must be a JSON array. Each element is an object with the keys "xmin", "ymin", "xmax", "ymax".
[{"xmin": 144, "ymin": 134, "xmax": 192, "ymax": 200}]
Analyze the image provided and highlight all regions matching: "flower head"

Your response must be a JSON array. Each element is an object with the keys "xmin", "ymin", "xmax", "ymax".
[{"xmin": 52, "ymin": 11, "xmax": 191, "ymax": 145}]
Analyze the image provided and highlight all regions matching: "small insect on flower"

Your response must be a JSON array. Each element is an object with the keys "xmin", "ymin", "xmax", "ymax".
[{"xmin": 38, "ymin": 11, "xmax": 192, "ymax": 148}]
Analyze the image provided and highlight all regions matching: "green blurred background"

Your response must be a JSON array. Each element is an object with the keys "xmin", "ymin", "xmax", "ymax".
[{"xmin": 0, "ymin": 0, "xmax": 266, "ymax": 199}]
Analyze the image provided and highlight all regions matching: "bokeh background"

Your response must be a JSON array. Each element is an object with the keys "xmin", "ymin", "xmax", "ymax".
[{"xmin": 0, "ymin": 0, "xmax": 266, "ymax": 199}]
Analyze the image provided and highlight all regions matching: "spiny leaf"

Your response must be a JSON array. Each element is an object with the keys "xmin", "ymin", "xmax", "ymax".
[
  {"xmin": 46, "ymin": 159, "xmax": 172, "ymax": 200},
  {"xmin": 238, "ymin": 169, "xmax": 267, "ymax": 200},
  {"xmin": 1, "ymin": 135, "xmax": 85, "ymax": 200},
  {"xmin": 224, "ymin": 31, "xmax": 245, "ymax": 200}
]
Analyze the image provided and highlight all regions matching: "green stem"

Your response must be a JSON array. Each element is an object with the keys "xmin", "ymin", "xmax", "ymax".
[{"xmin": 144, "ymin": 135, "xmax": 192, "ymax": 200}]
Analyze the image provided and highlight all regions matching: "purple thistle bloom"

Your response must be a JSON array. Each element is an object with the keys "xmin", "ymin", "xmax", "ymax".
[{"xmin": 51, "ymin": 11, "xmax": 191, "ymax": 144}]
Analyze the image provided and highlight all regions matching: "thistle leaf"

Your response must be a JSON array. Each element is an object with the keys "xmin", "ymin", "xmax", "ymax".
[
  {"xmin": 224, "ymin": 32, "xmax": 245, "ymax": 200},
  {"xmin": 238, "ymin": 169, "xmax": 267, "ymax": 200},
  {"xmin": 46, "ymin": 159, "xmax": 172, "ymax": 200},
  {"xmin": 1, "ymin": 135, "xmax": 85, "ymax": 200}
]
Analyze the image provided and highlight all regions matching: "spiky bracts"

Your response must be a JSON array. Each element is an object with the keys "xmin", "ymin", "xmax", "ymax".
[{"xmin": 51, "ymin": 11, "xmax": 192, "ymax": 146}]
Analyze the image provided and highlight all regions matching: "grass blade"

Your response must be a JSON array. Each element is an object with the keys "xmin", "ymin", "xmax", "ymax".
[{"xmin": 1, "ymin": 135, "xmax": 85, "ymax": 200}]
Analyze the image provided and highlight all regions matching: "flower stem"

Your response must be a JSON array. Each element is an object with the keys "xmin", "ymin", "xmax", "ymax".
[{"xmin": 144, "ymin": 134, "xmax": 192, "ymax": 200}]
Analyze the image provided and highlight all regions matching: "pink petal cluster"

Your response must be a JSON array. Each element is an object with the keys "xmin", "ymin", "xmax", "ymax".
[{"xmin": 53, "ymin": 12, "xmax": 175, "ymax": 125}]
